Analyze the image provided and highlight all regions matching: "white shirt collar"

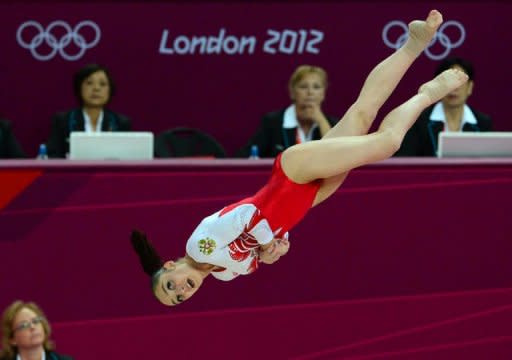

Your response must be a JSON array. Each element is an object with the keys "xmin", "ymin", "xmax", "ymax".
[
  {"xmin": 82, "ymin": 109, "xmax": 104, "ymax": 132},
  {"xmin": 282, "ymin": 104, "xmax": 318, "ymax": 142},
  {"xmin": 429, "ymin": 102, "xmax": 477, "ymax": 131},
  {"xmin": 283, "ymin": 105, "xmax": 298, "ymax": 129},
  {"xmin": 16, "ymin": 351, "xmax": 46, "ymax": 360}
]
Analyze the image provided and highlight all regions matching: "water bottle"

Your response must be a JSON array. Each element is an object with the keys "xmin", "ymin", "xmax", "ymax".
[
  {"xmin": 249, "ymin": 145, "xmax": 259, "ymax": 159},
  {"xmin": 37, "ymin": 143, "xmax": 48, "ymax": 159}
]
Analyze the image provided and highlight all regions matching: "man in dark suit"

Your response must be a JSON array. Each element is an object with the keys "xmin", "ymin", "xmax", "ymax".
[
  {"xmin": 0, "ymin": 119, "xmax": 25, "ymax": 158},
  {"xmin": 395, "ymin": 57, "xmax": 492, "ymax": 156},
  {"xmin": 236, "ymin": 65, "xmax": 338, "ymax": 158}
]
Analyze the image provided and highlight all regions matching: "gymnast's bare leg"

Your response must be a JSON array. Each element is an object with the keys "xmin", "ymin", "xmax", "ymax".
[
  {"xmin": 279, "ymin": 10, "xmax": 467, "ymax": 206},
  {"xmin": 311, "ymin": 9, "xmax": 443, "ymax": 204}
]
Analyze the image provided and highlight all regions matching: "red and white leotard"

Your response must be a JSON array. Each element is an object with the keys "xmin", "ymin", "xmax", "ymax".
[{"xmin": 186, "ymin": 154, "xmax": 321, "ymax": 281}]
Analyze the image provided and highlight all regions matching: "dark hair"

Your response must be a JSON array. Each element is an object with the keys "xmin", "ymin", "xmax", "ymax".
[
  {"xmin": 435, "ymin": 57, "xmax": 475, "ymax": 81},
  {"xmin": 73, "ymin": 63, "xmax": 116, "ymax": 105},
  {"xmin": 130, "ymin": 230, "xmax": 163, "ymax": 278}
]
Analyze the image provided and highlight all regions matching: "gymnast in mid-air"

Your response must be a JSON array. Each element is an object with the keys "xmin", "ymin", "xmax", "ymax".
[{"xmin": 131, "ymin": 9, "xmax": 468, "ymax": 306}]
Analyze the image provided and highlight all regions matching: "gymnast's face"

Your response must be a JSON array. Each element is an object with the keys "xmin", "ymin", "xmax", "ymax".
[{"xmin": 154, "ymin": 261, "xmax": 204, "ymax": 306}]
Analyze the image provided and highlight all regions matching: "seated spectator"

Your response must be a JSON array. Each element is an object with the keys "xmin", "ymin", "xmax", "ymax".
[
  {"xmin": 236, "ymin": 65, "xmax": 338, "ymax": 158},
  {"xmin": 0, "ymin": 119, "xmax": 25, "ymax": 158},
  {"xmin": 46, "ymin": 64, "xmax": 131, "ymax": 158},
  {"xmin": 395, "ymin": 56, "xmax": 493, "ymax": 156},
  {"xmin": 0, "ymin": 300, "xmax": 73, "ymax": 360}
]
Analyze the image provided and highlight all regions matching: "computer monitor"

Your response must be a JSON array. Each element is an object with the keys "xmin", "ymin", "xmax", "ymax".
[
  {"xmin": 69, "ymin": 132, "xmax": 154, "ymax": 160},
  {"xmin": 437, "ymin": 132, "xmax": 512, "ymax": 158}
]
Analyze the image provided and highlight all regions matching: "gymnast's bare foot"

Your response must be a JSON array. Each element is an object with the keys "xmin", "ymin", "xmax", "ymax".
[
  {"xmin": 404, "ymin": 9, "xmax": 443, "ymax": 56},
  {"xmin": 418, "ymin": 68, "xmax": 469, "ymax": 104}
]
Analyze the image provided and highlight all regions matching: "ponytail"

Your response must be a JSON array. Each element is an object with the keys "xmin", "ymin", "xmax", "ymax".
[{"xmin": 130, "ymin": 229, "xmax": 163, "ymax": 277}]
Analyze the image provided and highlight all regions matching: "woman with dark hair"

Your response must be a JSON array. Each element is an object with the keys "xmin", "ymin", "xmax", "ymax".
[
  {"xmin": 46, "ymin": 64, "xmax": 131, "ymax": 158},
  {"xmin": 395, "ymin": 56, "xmax": 493, "ymax": 156},
  {"xmin": 131, "ymin": 10, "xmax": 468, "ymax": 307},
  {"xmin": 0, "ymin": 300, "xmax": 73, "ymax": 360}
]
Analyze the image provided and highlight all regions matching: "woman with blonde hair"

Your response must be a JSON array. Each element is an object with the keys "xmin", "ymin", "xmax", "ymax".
[
  {"xmin": 236, "ymin": 63, "xmax": 337, "ymax": 158},
  {"xmin": 0, "ymin": 301, "xmax": 73, "ymax": 360}
]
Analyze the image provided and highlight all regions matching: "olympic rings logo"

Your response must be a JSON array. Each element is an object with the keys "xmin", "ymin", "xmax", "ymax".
[
  {"xmin": 382, "ymin": 20, "xmax": 465, "ymax": 60},
  {"xmin": 16, "ymin": 20, "xmax": 101, "ymax": 61}
]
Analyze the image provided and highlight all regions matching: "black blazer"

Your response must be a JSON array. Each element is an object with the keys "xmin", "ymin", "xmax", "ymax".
[
  {"xmin": 46, "ymin": 109, "xmax": 131, "ymax": 158},
  {"xmin": 0, "ymin": 350, "xmax": 73, "ymax": 360},
  {"xmin": 236, "ymin": 108, "xmax": 338, "ymax": 158},
  {"xmin": 0, "ymin": 119, "xmax": 26, "ymax": 158},
  {"xmin": 394, "ymin": 104, "xmax": 493, "ymax": 157}
]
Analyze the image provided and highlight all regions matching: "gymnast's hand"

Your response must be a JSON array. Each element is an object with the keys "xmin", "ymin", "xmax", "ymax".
[{"xmin": 258, "ymin": 238, "xmax": 290, "ymax": 264}]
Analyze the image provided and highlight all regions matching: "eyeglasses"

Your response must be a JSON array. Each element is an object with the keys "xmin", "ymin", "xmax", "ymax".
[{"xmin": 12, "ymin": 316, "xmax": 45, "ymax": 332}]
